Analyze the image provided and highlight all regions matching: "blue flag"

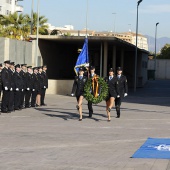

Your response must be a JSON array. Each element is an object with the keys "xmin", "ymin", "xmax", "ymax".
[{"xmin": 74, "ymin": 38, "xmax": 89, "ymax": 75}]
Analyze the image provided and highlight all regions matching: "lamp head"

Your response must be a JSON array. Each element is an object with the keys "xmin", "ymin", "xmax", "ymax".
[
  {"xmin": 156, "ymin": 22, "xmax": 159, "ymax": 26},
  {"xmin": 138, "ymin": 0, "xmax": 143, "ymax": 6}
]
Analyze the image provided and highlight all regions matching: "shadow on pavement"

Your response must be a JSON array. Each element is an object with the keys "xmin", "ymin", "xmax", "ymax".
[
  {"xmin": 124, "ymin": 80, "xmax": 170, "ymax": 107},
  {"xmin": 35, "ymin": 108, "xmax": 104, "ymax": 121}
]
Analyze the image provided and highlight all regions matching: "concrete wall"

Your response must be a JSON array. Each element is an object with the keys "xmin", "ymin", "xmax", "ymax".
[
  {"xmin": 0, "ymin": 37, "xmax": 33, "ymax": 64},
  {"xmin": 148, "ymin": 59, "xmax": 170, "ymax": 79},
  {"xmin": 46, "ymin": 79, "xmax": 74, "ymax": 95}
]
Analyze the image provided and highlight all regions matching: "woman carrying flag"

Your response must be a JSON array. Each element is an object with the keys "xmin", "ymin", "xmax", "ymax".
[{"xmin": 71, "ymin": 67, "xmax": 87, "ymax": 121}]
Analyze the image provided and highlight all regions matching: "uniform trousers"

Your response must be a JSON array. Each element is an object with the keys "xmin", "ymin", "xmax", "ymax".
[
  {"xmin": 1, "ymin": 90, "xmax": 10, "ymax": 112},
  {"xmin": 8, "ymin": 91, "xmax": 14, "ymax": 111},
  {"xmin": 115, "ymin": 97, "xmax": 122, "ymax": 117},
  {"xmin": 41, "ymin": 88, "xmax": 46, "ymax": 105},
  {"xmin": 14, "ymin": 90, "xmax": 22, "ymax": 109},
  {"xmin": 25, "ymin": 90, "xmax": 32, "ymax": 107},
  {"xmin": 31, "ymin": 90, "xmax": 38, "ymax": 107},
  {"xmin": 88, "ymin": 101, "xmax": 93, "ymax": 116},
  {"xmin": 20, "ymin": 90, "xmax": 25, "ymax": 108}
]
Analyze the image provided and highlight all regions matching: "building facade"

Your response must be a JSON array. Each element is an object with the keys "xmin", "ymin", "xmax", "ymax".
[{"xmin": 0, "ymin": 0, "xmax": 23, "ymax": 15}]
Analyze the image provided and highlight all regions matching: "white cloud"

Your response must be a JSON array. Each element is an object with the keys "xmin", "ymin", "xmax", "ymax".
[{"xmin": 140, "ymin": 4, "xmax": 170, "ymax": 14}]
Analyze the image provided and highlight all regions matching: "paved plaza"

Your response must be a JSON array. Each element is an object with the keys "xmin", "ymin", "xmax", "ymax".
[{"xmin": 0, "ymin": 80, "xmax": 170, "ymax": 170}]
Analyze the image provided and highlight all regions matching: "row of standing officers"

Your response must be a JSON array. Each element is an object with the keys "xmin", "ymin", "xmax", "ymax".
[{"xmin": 0, "ymin": 60, "xmax": 48, "ymax": 113}]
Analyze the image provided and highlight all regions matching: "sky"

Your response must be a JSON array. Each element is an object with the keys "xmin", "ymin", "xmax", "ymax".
[{"xmin": 18, "ymin": 0, "xmax": 170, "ymax": 38}]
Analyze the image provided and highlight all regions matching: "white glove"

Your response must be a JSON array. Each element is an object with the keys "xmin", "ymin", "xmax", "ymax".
[
  {"xmin": 44, "ymin": 86, "xmax": 46, "ymax": 89},
  {"xmin": 124, "ymin": 93, "xmax": 128, "ymax": 97},
  {"xmin": 5, "ymin": 87, "xmax": 8, "ymax": 91},
  {"xmin": 22, "ymin": 89, "xmax": 24, "ymax": 92},
  {"xmin": 10, "ymin": 88, "xmax": 13, "ymax": 91},
  {"xmin": 71, "ymin": 93, "xmax": 74, "ymax": 96},
  {"xmin": 27, "ymin": 88, "xmax": 30, "ymax": 91},
  {"xmin": 32, "ymin": 89, "xmax": 35, "ymax": 91},
  {"xmin": 117, "ymin": 95, "xmax": 120, "ymax": 98},
  {"xmin": 85, "ymin": 63, "xmax": 89, "ymax": 67},
  {"xmin": 16, "ymin": 88, "xmax": 19, "ymax": 91}
]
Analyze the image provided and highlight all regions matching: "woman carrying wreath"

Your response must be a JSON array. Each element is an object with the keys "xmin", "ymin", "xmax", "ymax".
[
  {"xmin": 104, "ymin": 68, "xmax": 119, "ymax": 121},
  {"xmin": 71, "ymin": 67, "xmax": 87, "ymax": 121}
]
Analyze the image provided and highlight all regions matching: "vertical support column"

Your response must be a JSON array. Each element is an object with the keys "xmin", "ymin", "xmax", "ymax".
[
  {"xmin": 121, "ymin": 49, "xmax": 124, "ymax": 68},
  {"xmin": 32, "ymin": 40, "xmax": 36, "ymax": 67},
  {"xmin": 112, "ymin": 46, "xmax": 116, "ymax": 70},
  {"xmin": 103, "ymin": 41, "xmax": 108, "ymax": 77}
]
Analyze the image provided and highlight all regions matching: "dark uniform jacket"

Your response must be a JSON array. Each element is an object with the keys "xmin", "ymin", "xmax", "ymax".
[
  {"xmin": 105, "ymin": 76, "xmax": 119, "ymax": 98},
  {"xmin": 42, "ymin": 71, "xmax": 48, "ymax": 88},
  {"xmin": 25, "ymin": 72, "xmax": 34, "ymax": 89},
  {"xmin": 1, "ymin": 67, "xmax": 12, "ymax": 89},
  {"xmin": 13, "ymin": 71, "xmax": 24, "ymax": 90},
  {"xmin": 9, "ymin": 69, "xmax": 15, "ymax": 90},
  {"xmin": 19, "ymin": 70, "xmax": 27, "ymax": 89},
  {"xmin": 38, "ymin": 73, "xmax": 44, "ymax": 89},
  {"xmin": 71, "ymin": 76, "xmax": 87, "ymax": 97},
  {"xmin": 32, "ymin": 73, "xmax": 40, "ymax": 90},
  {"xmin": 116, "ymin": 75, "xmax": 128, "ymax": 98},
  {"xmin": 0, "ymin": 71, "xmax": 2, "ymax": 91}
]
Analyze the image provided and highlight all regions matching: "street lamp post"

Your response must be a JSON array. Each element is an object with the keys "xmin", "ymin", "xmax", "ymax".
[
  {"xmin": 112, "ymin": 13, "xmax": 116, "ymax": 35},
  {"xmin": 36, "ymin": 0, "xmax": 40, "ymax": 67},
  {"xmin": 154, "ymin": 22, "xmax": 159, "ymax": 75},
  {"xmin": 31, "ymin": 0, "xmax": 34, "ymax": 35},
  {"xmin": 134, "ymin": 0, "xmax": 143, "ymax": 92}
]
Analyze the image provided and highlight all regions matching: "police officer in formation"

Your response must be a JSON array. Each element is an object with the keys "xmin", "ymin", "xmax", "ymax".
[{"xmin": 0, "ymin": 60, "xmax": 48, "ymax": 114}]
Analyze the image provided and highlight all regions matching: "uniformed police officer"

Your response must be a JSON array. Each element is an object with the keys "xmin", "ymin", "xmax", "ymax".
[
  {"xmin": 41, "ymin": 65, "xmax": 48, "ymax": 106},
  {"xmin": 88, "ymin": 66, "xmax": 98, "ymax": 118},
  {"xmin": 36, "ymin": 66, "xmax": 44, "ymax": 106},
  {"xmin": 31, "ymin": 67, "xmax": 39, "ymax": 107},
  {"xmin": 13, "ymin": 64, "xmax": 24, "ymax": 110},
  {"xmin": 71, "ymin": 67, "xmax": 87, "ymax": 121},
  {"xmin": 0, "ymin": 63, "xmax": 3, "ymax": 100},
  {"xmin": 104, "ymin": 68, "xmax": 119, "ymax": 121},
  {"xmin": 20, "ymin": 64, "xmax": 27, "ymax": 108},
  {"xmin": 1, "ymin": 60, "xmax": 12, "ymax": 113},
  {"xmin": 115, "ymin": 67, "xmax": 128, "ymax": 118},
  {"xmin": 25, "ymin": 66, "xmax": 34, "ymax": 108},
  {"xmin": 8, "ymin": 62, "xmax": 15, "ymax": 112}
]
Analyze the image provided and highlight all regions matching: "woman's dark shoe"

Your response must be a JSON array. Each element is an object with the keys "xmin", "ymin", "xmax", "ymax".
[
  {"xmin": 107, "ymin": 119, "xmax": 111, "ymax": 122},
  {"xmin": 79, "ymin": 118, "xmax": 82, "ymax": 121},
  {"xmin": 76, "ymin": 105, "xmax": 79, "ymax": 110},
  {"xmin": 108, "ymin": 108, "xmax": 111, "ymax": 112}
]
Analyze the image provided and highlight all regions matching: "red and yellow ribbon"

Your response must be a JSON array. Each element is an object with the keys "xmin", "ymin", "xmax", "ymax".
[{"xmin": 92, "ymin": 75, "xmax": 99, "ymax": 98}]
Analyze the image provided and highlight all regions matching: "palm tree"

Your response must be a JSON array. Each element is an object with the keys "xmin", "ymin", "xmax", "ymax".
[
  {"xmin": 0, "ymin": 12, "xmax": 49, "ymax": 40},
  {"xmin": 31, "ymin": 12, "xmax": 49, "ymax": 35}
]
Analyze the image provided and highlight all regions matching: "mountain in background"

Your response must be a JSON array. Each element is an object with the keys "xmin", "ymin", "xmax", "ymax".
[{"xmin": 145, "ymin": 35, "xmax": 170, "ymax": 53}]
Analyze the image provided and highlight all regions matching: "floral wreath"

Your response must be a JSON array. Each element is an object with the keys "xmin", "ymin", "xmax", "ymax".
[{"xmin": 84, "ymin": 76, "xmax": 108, "ymax": 104}]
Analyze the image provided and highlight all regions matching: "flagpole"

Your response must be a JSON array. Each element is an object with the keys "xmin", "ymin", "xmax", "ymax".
[{"xmin": 85, "ymin": 0, "xmax": 88, "ymax": 38}]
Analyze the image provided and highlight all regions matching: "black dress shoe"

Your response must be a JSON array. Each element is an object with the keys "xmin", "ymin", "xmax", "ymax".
[
  {"xmin": 41, "ymin": 104, "xmax": 47, "ymax": 106},
  {"xmin": 1, "ymin": 111, "xmax": 8, "ymax": 113},
  {"xmin": 116, "ymin": 116, "xmax": 120, "ymax": 118},
  {"xmin": 89, "ymin": 114, "xmax": 92, "ymax": 118}
]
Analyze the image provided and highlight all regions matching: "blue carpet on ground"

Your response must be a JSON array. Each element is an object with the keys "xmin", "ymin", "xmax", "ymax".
[{"xmin": 131, "ymin": 138, "xmax": 170, "ymax": 159}]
